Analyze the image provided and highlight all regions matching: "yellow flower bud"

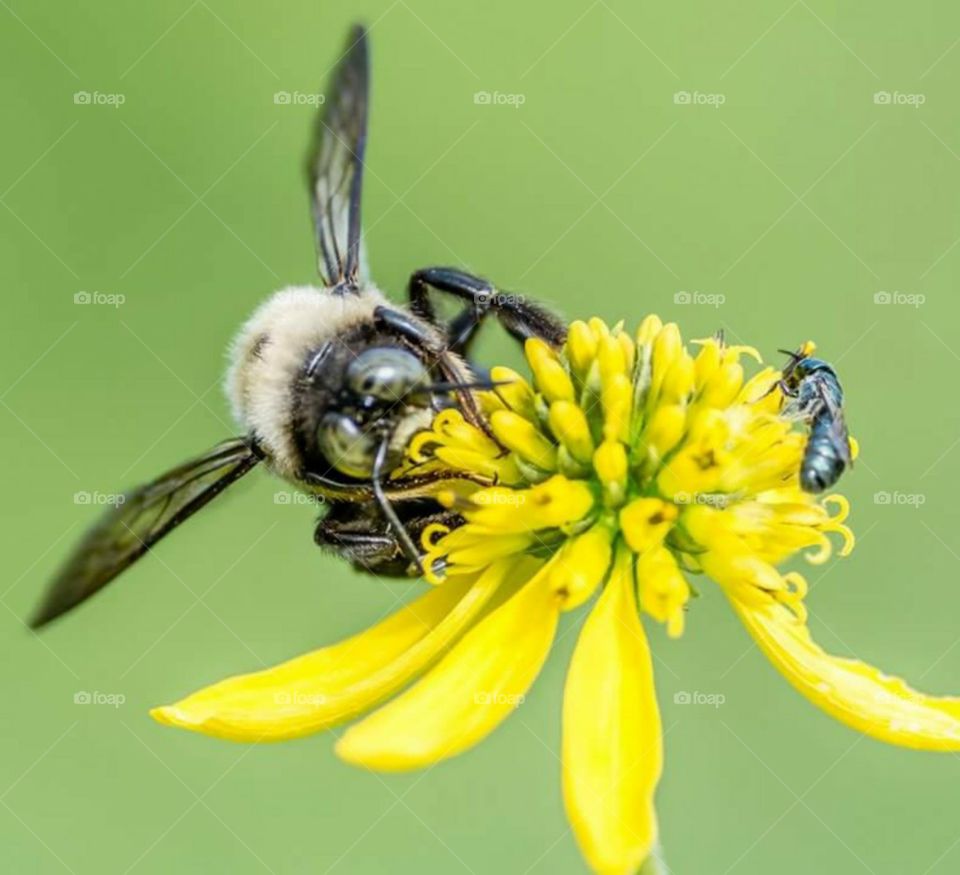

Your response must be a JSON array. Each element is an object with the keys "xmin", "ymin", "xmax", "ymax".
[
  {"xmin": 566, "ymin": 320, "xmax": 598, "ymax": 378},
  {"xmin": 548, "ymin": 400, "xmax": 595, "ymax": 464},
  {"xmin": 490, "ymin": 410, "xmax": 558, "ymax": 471},
  {"xmin": 491, "ymin": 366, "xmax": 536, "ymax": 419},
  {"xmin": 620, "ymin": 497, "xmax": 678, "ymax": 554},
  {"xmin": 525, "ymin": 337, "xmax": 575, "ymax": 403}
]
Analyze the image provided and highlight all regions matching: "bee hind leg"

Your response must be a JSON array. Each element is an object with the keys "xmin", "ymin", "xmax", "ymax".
[
  {"xmin": 407, "ymin": 266, "xmax": 567, "ymax": 356},
  {"xmin": 315, "ymin": 500, "xmax": 463, "ymax": 578}
]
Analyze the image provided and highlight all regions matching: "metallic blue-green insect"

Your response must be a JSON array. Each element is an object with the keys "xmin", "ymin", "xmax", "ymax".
[{"xmin": 776, "ymin": 343, "xmax": 852, "ymax": 493}]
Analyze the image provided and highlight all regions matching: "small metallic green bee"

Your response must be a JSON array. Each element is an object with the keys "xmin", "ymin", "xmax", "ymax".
[{"xmin": 775, "ymin": 341, "xmax": 852, "ymax": 493}]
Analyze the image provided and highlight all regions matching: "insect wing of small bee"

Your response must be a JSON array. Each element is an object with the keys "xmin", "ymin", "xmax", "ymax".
[
  {"xmin": 781, "ymin": 347, "xmax": 852, "ymax": 494},
  {"xmin": 30, "ymin": 439, "xmax": 260, "ymax": 628},
  {"xmin": 813, "ymin": 375, "xmax": 851, "ymax": 464}
]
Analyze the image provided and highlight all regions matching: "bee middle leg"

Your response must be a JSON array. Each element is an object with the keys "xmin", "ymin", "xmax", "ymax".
[
  {"xmin": 315, "ymin": 500, "xmax": 461, "ymax": 578},
  {"xmin": 407, "ymin": 266, "xmax": 567, "ymax": 357}
]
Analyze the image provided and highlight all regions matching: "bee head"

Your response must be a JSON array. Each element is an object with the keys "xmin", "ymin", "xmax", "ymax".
[{"xmin": 296, "ymin": 343, "xmax": 435, "ymax": 480}]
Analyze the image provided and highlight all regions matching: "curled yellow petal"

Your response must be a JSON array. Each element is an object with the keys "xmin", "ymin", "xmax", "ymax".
[
  {"xmin": 730, "ymin": 592, "xmax": 960, "ymax": 751},
  {"xmin": 151, "ymin": 561, "xmax": 518, "ymax": 741},
  {"xmin": 336, "ymin": 561, "xmax": 559, "ymax": 770},
  {"xmin": 563, "ymin": 547, "xmax": 662, "ymax": 875}
]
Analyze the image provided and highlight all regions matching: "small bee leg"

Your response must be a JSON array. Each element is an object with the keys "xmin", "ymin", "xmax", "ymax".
[
  {"xmin": 371, "ymin": 436, "xmax": 424, "ymax": 575},
  {"xmin": 759, "ymin": 378, "xmax": 796, "ymax": 401},
  {"xmin": 407, "ymin": 266, "xmax": 567, "ymax": 355}
]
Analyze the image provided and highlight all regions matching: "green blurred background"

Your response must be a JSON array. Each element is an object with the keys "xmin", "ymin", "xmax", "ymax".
[{"xmin": 3, "ymin": 1, "xmax": 960, "ymax": 872}]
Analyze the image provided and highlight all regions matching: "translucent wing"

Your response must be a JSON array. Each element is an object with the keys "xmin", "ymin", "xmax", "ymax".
[
  {"xmin": 308, "ymin": 24, "xmax": 370, "ymax": 290},
  {"xmin": 31, "ymin": 438, "xmax": 261, "ymax": 628},
  {"xmin": 815, "ymin": 379, "xmax": 852, "ymax": 467}
]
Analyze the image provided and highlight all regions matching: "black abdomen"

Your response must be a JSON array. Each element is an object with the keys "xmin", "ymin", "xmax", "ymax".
[{"xmin": 800, "ymin": 415, "xmax": 845, "ymax": 492}]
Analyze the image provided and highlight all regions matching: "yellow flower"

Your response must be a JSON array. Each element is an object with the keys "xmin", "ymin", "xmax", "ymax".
[{"xmin": 151, "ymin": 316, "xmax": 960, "ymax": 875}]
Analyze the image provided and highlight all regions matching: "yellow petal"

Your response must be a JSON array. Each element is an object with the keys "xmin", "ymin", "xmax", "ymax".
[
  {"xmin": 730, "ymin": 592, "xmax": 960, "ymax": 750},
  {"xmin": 563, "ymin": 547, "xmax": 662, "ymax": 874},
  {"xmin": 151, "ymin": 561, "xmax": 518, "ymax": 741},
  {"xmin": 549, "ymin": 524, "xmax": 614, "ymax": 610},
  {"xmin": 336, "ymin": 561, "xmax": 559, "ymax": 770}
]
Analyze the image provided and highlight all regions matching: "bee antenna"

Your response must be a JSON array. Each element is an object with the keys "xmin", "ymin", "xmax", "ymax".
[
  {"xmin": 777, "ymin": 348, "xmax": 802, "ymax": 361},
  {"xmin": 426, "ymin": 378, "xmax": 512, "ymax": 394}
]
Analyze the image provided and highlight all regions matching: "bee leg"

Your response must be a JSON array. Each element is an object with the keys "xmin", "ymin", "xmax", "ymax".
[
  {"xmin": 314, "ymin": 525, "xmax": 407, "ymax": 575},
  {"xmin": 371, "ymin": 436, "xmax": 424, "ymax": 575},
  {"xmin": 758, "ymin": 378, "xmax": 797, "ymax": 401},
  {"xmin": 316, "ymin": 502, "xmax": 463, "ymax": 578},
  {"xmin": 407, "ymin": 267, "xmax": 567, "ymax": 356},
  {"xmin": 314, "ymin": 510, "xmax": 411, "ymax": 577}
]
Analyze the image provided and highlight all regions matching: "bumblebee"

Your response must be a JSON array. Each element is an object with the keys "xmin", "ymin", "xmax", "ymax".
[{"xmin": 31, "ymin": 24, "xmax": 565, "ymax": 628}]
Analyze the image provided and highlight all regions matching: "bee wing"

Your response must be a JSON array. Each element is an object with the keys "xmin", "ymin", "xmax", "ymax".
[
  {"xmin": 31, "ymin": 438, "xmax": 261, "ymax": 628},
  {"xmin": 308, "ymin": 24, "xmax": 370, "ymax": 290},
  {"xmin": 815, "ymin": 381, "xmax": 852, "ymax": 467}
]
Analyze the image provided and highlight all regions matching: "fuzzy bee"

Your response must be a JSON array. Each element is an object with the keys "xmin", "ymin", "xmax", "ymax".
[
  {"xmin": 775, "ymin": 342, "xmax": 852, "ymax": 493},
  {"xmin": 31, "ymin": 24, "xmax": 565, "ymax": 628}
]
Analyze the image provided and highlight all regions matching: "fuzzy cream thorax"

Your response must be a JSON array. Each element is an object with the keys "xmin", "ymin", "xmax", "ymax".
[{"xmin": 226, "ymin": 285, "xmax": 390, "ymax": 477}]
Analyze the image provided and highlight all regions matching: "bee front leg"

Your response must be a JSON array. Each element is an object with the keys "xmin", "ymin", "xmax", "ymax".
[{"xmin": 407, "ymin": 267, "xmax": 567, "ymax": 357}]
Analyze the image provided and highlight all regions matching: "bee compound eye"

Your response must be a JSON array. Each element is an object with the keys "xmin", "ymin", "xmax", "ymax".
[
  {"xmin": 346, "ymin": 347, "xmax": 428, "ymax": 402},
  {"xmin": 316, "ymin": 413, "xmax": 378, "ymax": 479}
]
